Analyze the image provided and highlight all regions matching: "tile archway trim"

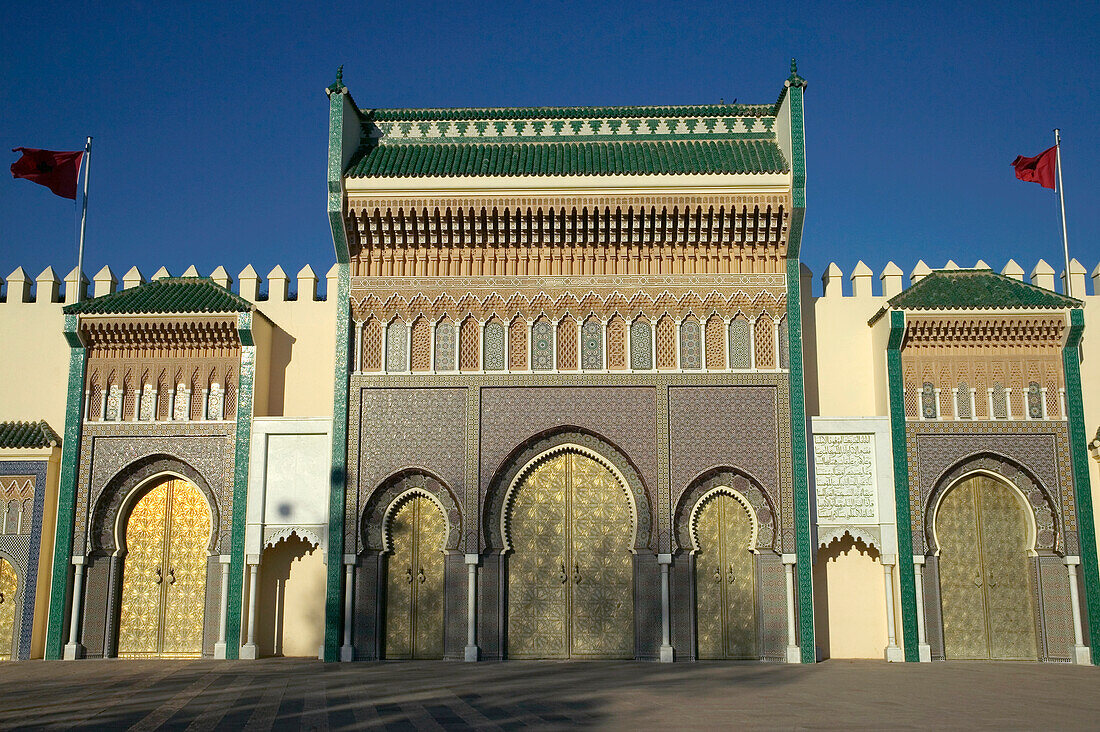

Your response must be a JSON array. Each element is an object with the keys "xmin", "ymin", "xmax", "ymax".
[
  {"xmin": 674, "ymin": 468, "xmax": 778, "ymax": 553},
  {"xmin": 360, "ymin": 469, "xmax": 463, "ymax": 553},
  {"xmin": 88, "ymin": 454, "xmax": 223, "ymax": 556},
  {"xmin": 482, "ymin": 428, "xmax": 653, "ymax": 552},
  {"xmin": 923, "ymin": 451, "xmax": 1061, "ymax": 556}
]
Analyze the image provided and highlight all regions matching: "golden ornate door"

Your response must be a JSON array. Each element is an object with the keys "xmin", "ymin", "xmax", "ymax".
[
  {"xmin": 384, "ymin": 496, "xmax": 445, "ymax": 659},
  {"xmin": 117, "ymin": 479, "xmax": 211, "ymax": 658},
  {"xmin": 0, "ymin": 557, "xmax": 15, "ymax": 660},
  {"xmin": 695, "ymin": 493, "xmax": 757, "ymax": 659},
  {"xmin": 938, "ymin": 475, "xmax": 1037, "ymax": 660},
  {"xmin": 508, "ymin": 452, "xmax": 634, "ymax": 659}
]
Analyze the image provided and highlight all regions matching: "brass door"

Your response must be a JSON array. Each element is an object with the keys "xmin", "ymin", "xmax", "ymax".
[
  {"xmin": 938, "ymin": 475, "xmax": 1037, "ymax": 660},
  {"xmin": 695, "ymin": 493, "xmax": 757, "ymax": 659},
  {"xmin": 384, "ymin": 496, "xmax": 445, "ymax": 659},
  {"xmin": 0, "ymin": 558, "xmax": 15, "ymax": 660},
  {"xmin": 117, "ymin": 479, "xmax": 211, "ymax": 658},
  {"xmin": 508, "ymin": 452, "xmax": 634, "ymax": 659}
]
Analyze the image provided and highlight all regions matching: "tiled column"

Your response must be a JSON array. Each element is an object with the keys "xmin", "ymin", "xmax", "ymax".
[
  {"xmin": 240, "ymin": 554, "xmax": 260, "ymax": 660},
  {"xmin": 658, "ymin": 553, "xmax": 673, "ymax": 662},
  {"xmin": 214, "ymin": 555, "xmax": 231, "ymax": 659},
  {"xmin": 782, "ymin": 554, "xmax": 800, "ymax": 663},
  {"xmin": 64, "ymin": 556, "xmax": 86, "ymax": 660},
  {"xmin": 1065, "ymin": 556, "xmax": 1091, "ymax": 664},
  {"xmin": 913, "ymin": 555, "xmax": 932, "ymax": 662},
  {"xmin": 341, "ymin": 555, "xmax": 356, "ymax": 662},
  {"xmin": 882, "ymin": 555, "xmax": 903, "ymax": 661},
  {"xmin": 464, "ymin": 554, "xmax": 479, "ymax": 662}
]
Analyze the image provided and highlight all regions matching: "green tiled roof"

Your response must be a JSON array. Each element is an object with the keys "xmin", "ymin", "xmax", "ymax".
[
  {"xmin": 886, "ymin": 269, "xmax": 1080, "ymax": 312},
  {"xmin": 367, "ymin": 103, "xmax": 776, "ymax": 121},
  {"xmin": 347, "ymin": 139, "xmax": 788, "ymax": 178},
  {"xmin": 0, "ymin": 421, "xmax": 60, "ymax": 449},
  {"xmin": 64, "ymin": 277, "xmax": 252, "ymax": 315}
]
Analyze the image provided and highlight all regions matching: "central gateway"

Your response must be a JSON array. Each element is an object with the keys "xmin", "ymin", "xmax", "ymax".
[{"xmin": 507, "ymin": 452, "xmax": 634, "ymax": 659}]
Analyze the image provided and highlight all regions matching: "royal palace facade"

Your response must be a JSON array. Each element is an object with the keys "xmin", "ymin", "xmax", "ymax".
[{"xmin": 2, "ymin": 64, "xmax": 1099, "ymax": 665}]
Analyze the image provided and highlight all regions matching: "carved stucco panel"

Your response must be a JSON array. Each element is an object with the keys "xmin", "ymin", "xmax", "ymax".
[
  {"xmin": 479, "ymin": 386, "xmax": 658, "ymax": 512},
  {"xmin": 908, "ymin": 423, "xmax": 1077, "ymax": 554}
]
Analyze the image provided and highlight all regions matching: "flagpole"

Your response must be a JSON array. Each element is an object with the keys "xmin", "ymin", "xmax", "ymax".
[
  {"xmin": 75, "ymin": 136, "xmax": 92, "ymax": 303},
  {"xmin": 1053, "ymin": 129, "xmax": 1072, "ymax": 298}
]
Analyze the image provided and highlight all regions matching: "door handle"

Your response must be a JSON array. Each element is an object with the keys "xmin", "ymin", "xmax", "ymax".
[
  {"xmin": 405, "ymin": 567, "xmax": 413, "ymax": 584},
  {"xmin": 727, "ymin": 564, "xmax": 735, "ymax": 584},
  {"xmin": 713, "ymin": 567, "xmax": 721, "ymax": 583},
  {"xmin": 573, "ymin": 561, "xmax": 581, "ymax": 584},
  {"xmin": 168, "ymin": 568, "xmax": 176, "ymax": 585},
  {"xmin": 154, "ymin": 567, "xmax": 163, "ymax": 584},
  {"xmin": 988, "ymin": 570, "xmax": 996, "ymax": 588},
  {"xmin": 559, "ymin": 562, "xmax": 568, "ymax": 584},
  {"xmin": 0, "ymin": 591, "xmax": 4, "ymax": 603},
  {"xmin": 973, "ymin": 570, "xmax": 982, "ymax": 587},
  {"xmin": 417, "ymin": 568, "xmax": 426, "ymax": 584}
]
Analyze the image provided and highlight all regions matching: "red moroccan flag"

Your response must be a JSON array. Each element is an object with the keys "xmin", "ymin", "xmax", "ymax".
[
  {"xmin": 10, "ymin": 147, "xmax": 84, "ymax": 199},
  {"xmin": 1012, "ymin": 145, "xmax": 1057, "ymax": 190}
]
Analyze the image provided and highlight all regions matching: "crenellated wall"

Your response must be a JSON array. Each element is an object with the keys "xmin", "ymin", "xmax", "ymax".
[{"xmin": 0, "ymin": 264, "xmax": 339, "ymax": 430}]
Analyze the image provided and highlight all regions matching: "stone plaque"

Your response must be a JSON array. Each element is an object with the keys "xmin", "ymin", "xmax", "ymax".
[{"xmin": 813, "ymin": 433, "xmax": 878, "ymax": 524}]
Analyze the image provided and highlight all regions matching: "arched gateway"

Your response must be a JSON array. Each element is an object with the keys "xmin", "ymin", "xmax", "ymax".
[
  {"xmin": 117, "ymin": 478, "xmax": 211, "ymax": 658},
  {"xmin": 383, "ymin": 494, "xmax": 446, "ymax": 659},
  {"xmin": 505, "ymin": 450, "xmax": 635, "ymax": 659},
  {"xmin": 694, "ymin": 490, "xmax": 757, "ymax": 659},
  {"xmin": 935, "ymin": 473, "xmax": 1038, "ymax": 660}
]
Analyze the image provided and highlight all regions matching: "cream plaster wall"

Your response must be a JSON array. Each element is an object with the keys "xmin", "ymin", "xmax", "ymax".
[
  {"xmin": 0, "ymin": 300, "xmax": 70, "ymax": 430},
  {"xmin": 257, "ymin": 535, "xmax": 325, "ymax": 657},
  {"xmin": 815, "ymin": 538, "xmax": 893, "ymax": 659},
  {"xmin": 0, "ymin": 266, "xmax": 338, "ymax": 426}
]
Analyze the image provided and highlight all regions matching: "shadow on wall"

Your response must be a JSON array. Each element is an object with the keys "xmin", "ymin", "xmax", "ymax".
[
  {"xmin": 257, "ymin": 534, "xmax": 325, "ymax": 657},
  {"xmin": 265, "ymin": 324, "xmax": 295, "ymax": 416},
  {"xmin": 813, "ymin": 533, "xmax": 884, "ymax": 661}
]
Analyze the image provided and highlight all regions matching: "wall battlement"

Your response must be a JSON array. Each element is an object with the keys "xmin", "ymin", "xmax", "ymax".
[
  {"xmin": 806, "ymin": 259, "xmax": 1100, "ymax": 300},
  {"xmin": 0, "ymin": 264, "xmax": 341, "ymax": 304}
]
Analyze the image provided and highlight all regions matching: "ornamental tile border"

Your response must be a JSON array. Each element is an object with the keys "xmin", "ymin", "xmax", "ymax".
[
  {"xmin": 905, "ymin": 421, "xmax": 1077, "ymax": 555},
  {"xmin": 0, "ymin": 459, "xmax": 47, "ymax": 660},
  {"xmin": 365, "ymin": 116, "xmax": 778, "ymax": 144}
]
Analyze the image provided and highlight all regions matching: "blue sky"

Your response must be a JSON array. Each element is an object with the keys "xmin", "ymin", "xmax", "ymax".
[{"xmin": 2, "ymin": 1, "xmax": 1097, "ymax": 296}]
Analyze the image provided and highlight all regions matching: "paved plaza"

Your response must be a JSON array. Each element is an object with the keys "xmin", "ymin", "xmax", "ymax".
[{"xmin": 1, "ymin": 658, "xmax": 1098, "ymax": 730}]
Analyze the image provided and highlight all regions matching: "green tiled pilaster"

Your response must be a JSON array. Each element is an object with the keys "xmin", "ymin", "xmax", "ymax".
[
  {"xmin": 223, "ymin": 311, "xmax": 256, "ymax": 659},
  {"xmin": 887, "ymin": 310, "xmax": 919, "ymax": 660},
  {"xmin": 44, "ymin": 314, "xmax": 86, "ymax": 659},
  {"xmin": 1062, "ymin": 308, "xmax": 1100, "ymax": 663},
  {"xmin": 783, "ymin": 77, "xmax": 815, "ymax": 662},
  {"xmin": 324, "ymin": 73, "xmax": 354, "ymax": 662}
]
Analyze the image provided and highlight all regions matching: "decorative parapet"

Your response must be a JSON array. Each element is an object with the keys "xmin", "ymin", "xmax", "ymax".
[
  {"xmin": 1, "ymin": 264, "xmax": 340, "ymax": 304},
  {"xmin": 809, "ymin": 258, "xmax": 1100, "ymax": 299}
]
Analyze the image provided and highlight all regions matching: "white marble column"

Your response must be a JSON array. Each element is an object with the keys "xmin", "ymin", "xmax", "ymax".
[
  {"xmin": 464, "ymin": 554, "xmax": 479, "ymax": 662},
  {"xmin": 63, "ymin": 556, "xmax": 86, "ymax": 660},
  {"xmin": 882, "ymin": 555, "xmax": 903, "ymax": 661},
  {"xmin": 214, "ymin": 555, "xmax": 231, "ymax": 659},
  {"xmin": 341, "ymin": 555, "xmax": 356, "ymax": 662},
  {"xmin": 913, "ymin": 555, "xmax": 931, "ymax": 662},
  {"xmin": 782, "ymin": 554, "xmax": 800, "ymax": 663},
  {"xmin": 1064, "ymin": 556, "xmax": 1091, "ymax": 665},
  {"xmin": 658, "ymin": 553, "xmax": 674, "ymax": 662},
  {"xmin": 240, "ymin": 554, "xmax": 260, "ymax": 659}
]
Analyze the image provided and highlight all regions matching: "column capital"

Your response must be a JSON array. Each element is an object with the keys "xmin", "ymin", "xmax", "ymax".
[
  {"xmin": 343, "ymin": 554, "xmax": 358, "ymax": 565},
  {"xmin": 219, "ymin": 555, "xmax": 232, "ymax": 565},
  {"xmin": 464, "ymin": 553, "xmax": 480, "ymax": 566},
  {"xmin": 781, "ymin": 553, "xmax": 797, "ymax": 565},
  {"xmin": 246, "ymin": 554, "xmax": 261, "ymax": 565},
  {"xmin": 72, "ymin": 555, "xmax": 86, "ymax": 566},
  {"xmin": 913, "ymin": 555, "xmax": 926, "ymax": 566},
  {"xmin": 1064, "ymin": 555, "xmax": 1081, "ymax": 566},
  {"xmin": 881, "ymin": 554, "xmax": 897, "ymax": 566},
  {"xmin": 657, "ymin": 553, "xmax": 673, "ymax": 565}
]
